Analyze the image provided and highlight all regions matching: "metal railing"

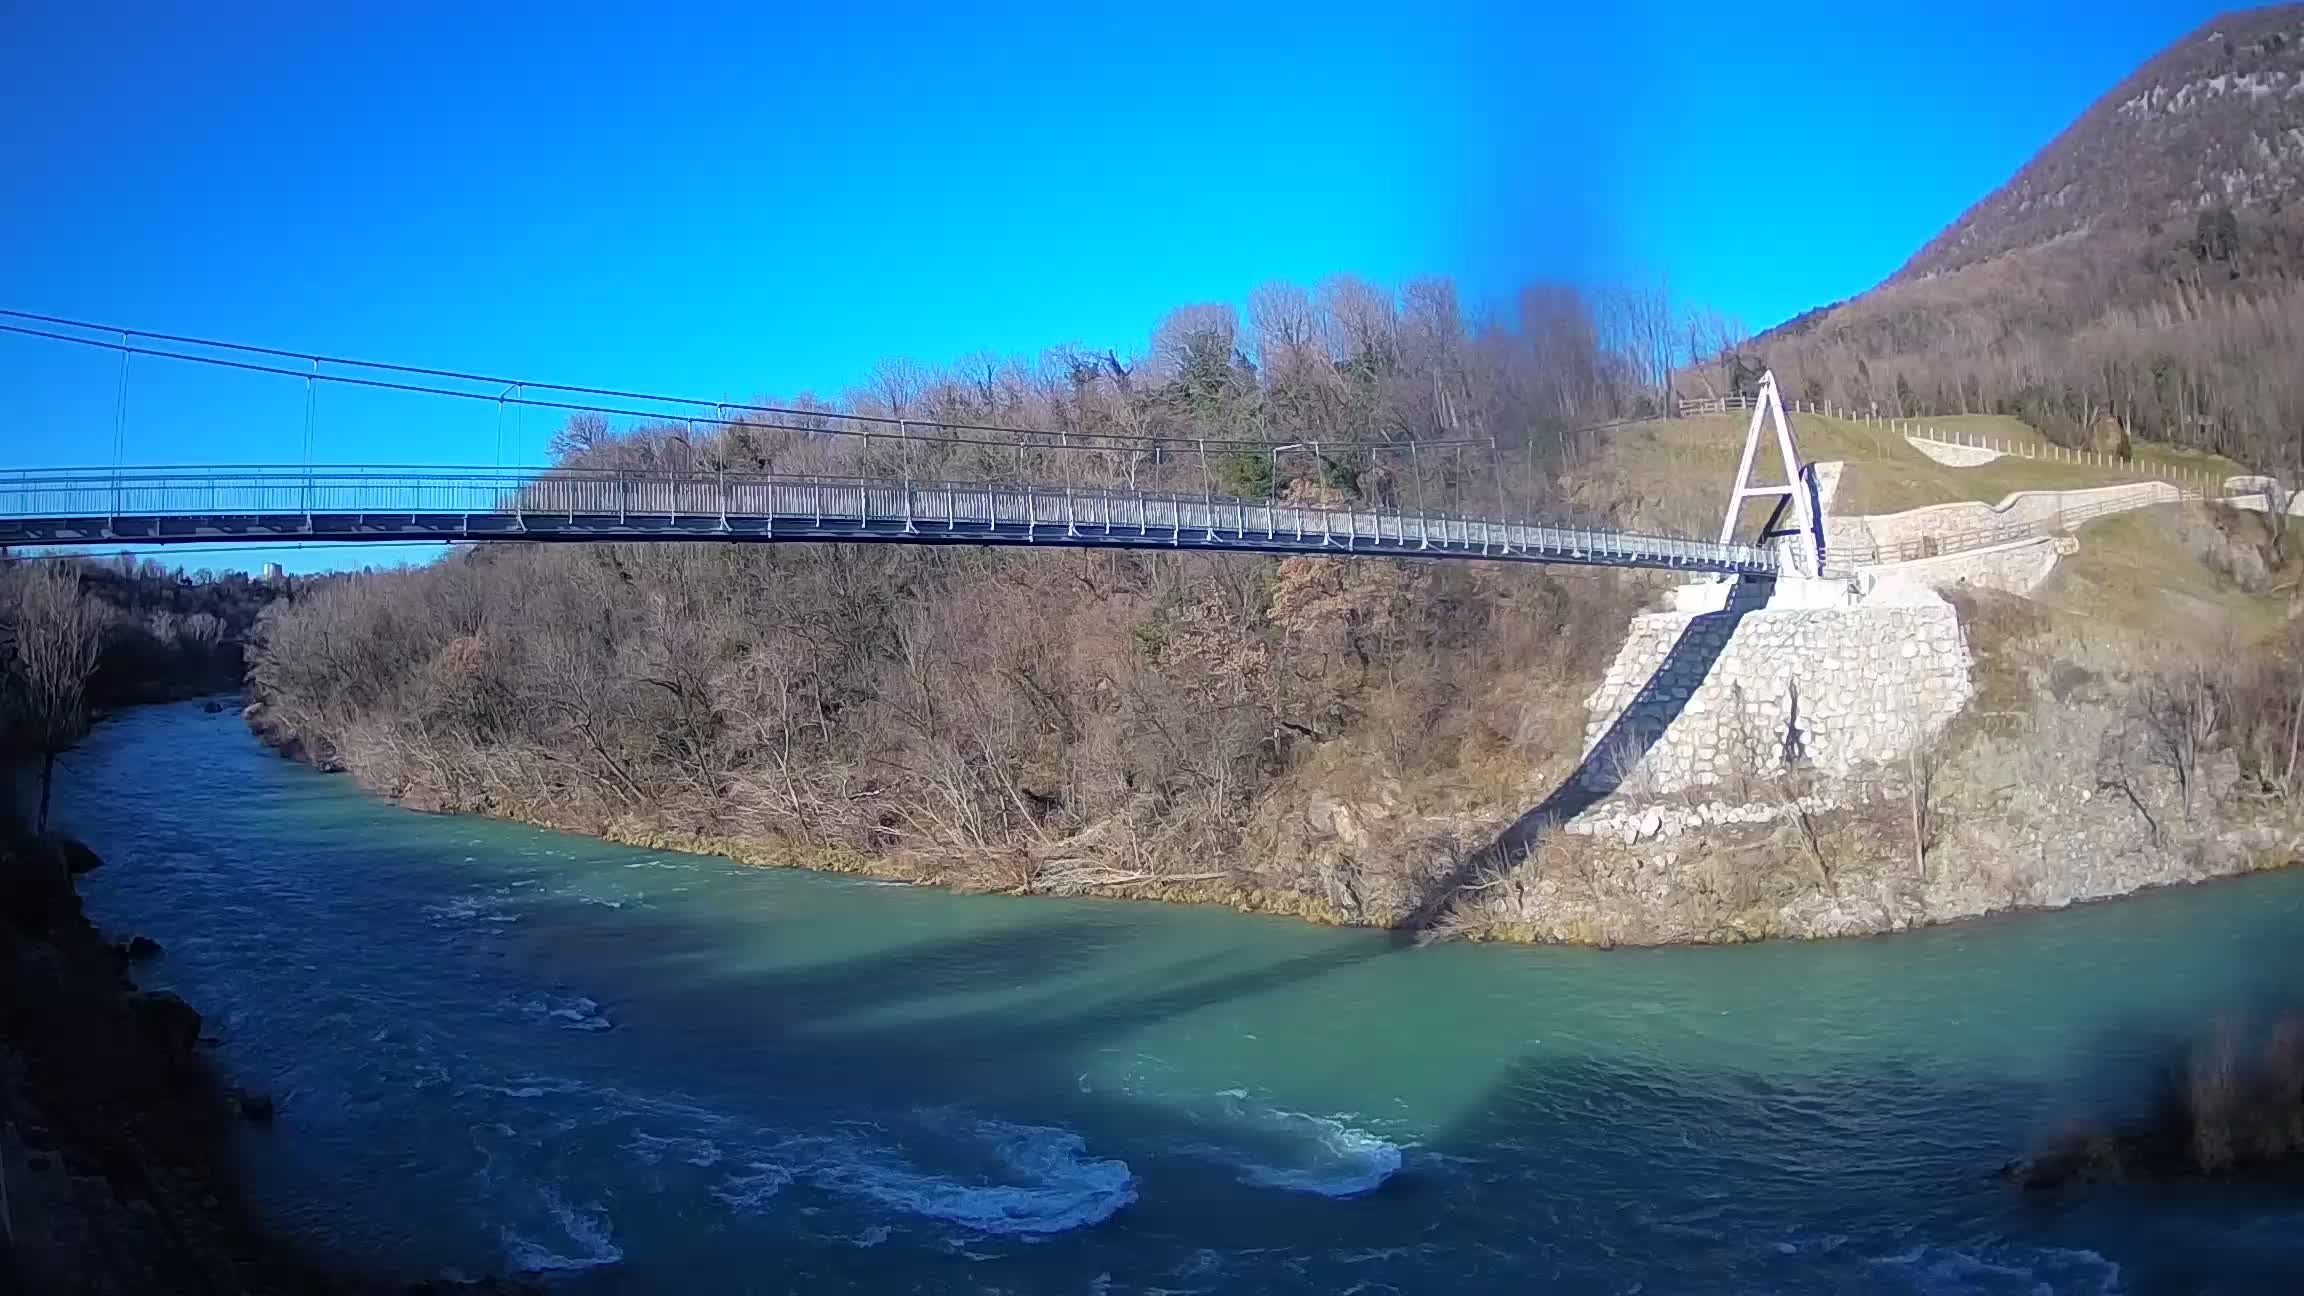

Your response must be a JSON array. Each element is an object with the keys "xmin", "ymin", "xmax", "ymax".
[
  {"xmin": 1678, "ymin": 394, "xmax": 1847, "ymax": 418},
  {"xmin": 0, "ymin": 465, "xmax": 1781, "ymax": 575}
]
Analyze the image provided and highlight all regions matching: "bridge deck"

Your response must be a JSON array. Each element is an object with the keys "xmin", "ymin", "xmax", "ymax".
[{"xmin": 0, "ymin": 467, "xmax": 1776, "ymax": 575}]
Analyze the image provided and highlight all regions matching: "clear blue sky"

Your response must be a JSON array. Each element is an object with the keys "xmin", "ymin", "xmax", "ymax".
[{"xmin": 0, "ymin": 0, "xmax": 2245, "ymax": 569}]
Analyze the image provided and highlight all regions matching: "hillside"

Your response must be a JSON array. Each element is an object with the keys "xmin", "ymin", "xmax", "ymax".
[
  {"xmin": 1572, "ymin": 412, "xmax": 2246, "ymax": 533},
  {"xmin": 1898, "ymin": 6, "xmax": 2304, "ymax": 282},
  {"xmin": 1718, "ymin": 5, "xmax": 2304, "ymax": 476}
]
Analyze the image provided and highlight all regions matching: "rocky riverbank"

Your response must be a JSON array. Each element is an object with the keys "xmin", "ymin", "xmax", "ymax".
[
  {"xmin": 0, "ymin": 823, "xmax": 528, "ymax": 1294},
  {"xmin": 236, "ymin": 514, "xmax": 2303, "ymax": 950},
  {"xmin": 243, "ymin": 680, "xmax": 2304, "ymax": 951}
]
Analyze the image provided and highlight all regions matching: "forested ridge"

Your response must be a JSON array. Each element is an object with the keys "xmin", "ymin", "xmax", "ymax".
[{"xmin": 1694, "ymin": 6, "xmax": 2304, "ymax": 474}]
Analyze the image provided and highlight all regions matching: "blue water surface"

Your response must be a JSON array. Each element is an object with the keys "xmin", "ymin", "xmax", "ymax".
[{"xmin": 62, "ymin": 701, "xmax": 2304, "ymax": 1293}]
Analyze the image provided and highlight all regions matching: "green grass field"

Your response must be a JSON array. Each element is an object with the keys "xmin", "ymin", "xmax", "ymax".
[
  {"xmin": 2028, "ymin": 505, "xmax": 2297, "ymax": 650},
  {"xmin": 1567, "ymin": 411, "xmax": 2291, "ymax": 663},
  {"xmin": 1579, "ymin": 412, "xmax": 2247, "ymax": 524}
]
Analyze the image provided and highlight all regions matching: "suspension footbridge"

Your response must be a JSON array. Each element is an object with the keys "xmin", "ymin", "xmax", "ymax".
[{"xmin": 0, "ymin": 313, "xmax": 1793, "ymax": 577}]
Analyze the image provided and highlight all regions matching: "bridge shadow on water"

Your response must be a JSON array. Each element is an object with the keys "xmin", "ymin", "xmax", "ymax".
[
  {"xmin": 501, "ymin": 891, "xmax": 1400, "ymax": 1106},
  {"xmin": 1399, "ymin": 575, "xmax": 1775, "ymax": 936},
  {"xmin": 478, "ymin": 879, "xmax": 2241, "ymax": 1292}
]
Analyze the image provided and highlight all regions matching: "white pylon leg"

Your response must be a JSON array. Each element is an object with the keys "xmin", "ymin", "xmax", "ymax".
[{"xmin": 1715, "ymin": 371, "xmax": 1823, "ymax": 576}]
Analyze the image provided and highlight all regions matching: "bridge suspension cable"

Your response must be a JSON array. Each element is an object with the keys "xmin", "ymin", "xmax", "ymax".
[{"xmin": 0, "ymin": 310, "xmax": 1497, "ymax": 460}]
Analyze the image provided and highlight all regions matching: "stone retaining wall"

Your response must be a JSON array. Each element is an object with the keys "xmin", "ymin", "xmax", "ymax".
[
  {"xmin": 1841, "ymin": 481, "xmax": 2180, "ymax": 553},
  {"xmin": 1854, "ymin": 536, "xmax": 2074, "ymax": 596},
  {"xmin": 2223, "ymin": 476, "xmax": 2304, "ymax": 516},
  {"xmin": 1578, "ymin": 597, "xmax": 1972, "ymax": 799}
]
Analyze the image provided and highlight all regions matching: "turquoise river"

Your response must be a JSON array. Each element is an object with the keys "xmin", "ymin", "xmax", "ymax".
[{"xmin": 60, "ymin": 701, "xmax": 2304, "ymax": 1293}]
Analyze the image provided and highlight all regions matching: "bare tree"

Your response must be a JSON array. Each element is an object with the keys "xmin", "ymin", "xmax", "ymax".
[
  {"xmin": 1247, "ymin": 281, "xmax": 1319, "ymax": 365},
  {"xmin": 1318, "ymin": 275, "xmax": 1397, "ymax": 375},
  {"xmin": 6, "ymin": 564, "xmax": 106, "ymax": 832},
  {"xmin": 1903, "ymin": 715, "xmax": 1942, "ymax": 881},
  {"xmin": 859, "ymin": 357, "xmax": 934, "ymax": 457},
  {"xmin": 2141, "ymin": 665, "xmax": 2223, "ymax": 820},
  {"xmin": 1598, "ymin": 277, "xmax": 1678, "ymax": 409},
  {"xmin": 548, "ymin": 412, "xmax": 612, "ymax": 463},
  {"xmin": 2262, "ymin": 475, "xmax": 2292, "ymax": 565},
  {"xmin": 2097, "ymin": 716, "xmax": 2164, "ymax": 847}
]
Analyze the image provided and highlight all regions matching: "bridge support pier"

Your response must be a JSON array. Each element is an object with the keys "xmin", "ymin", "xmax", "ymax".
[
  {"xmin": 1717, "ymin": 371, "xmax": 1827, "ymax": 577},
  {"xmin": 1563, "ymin": 573, "xmax": 1973, "ymax": 836}
]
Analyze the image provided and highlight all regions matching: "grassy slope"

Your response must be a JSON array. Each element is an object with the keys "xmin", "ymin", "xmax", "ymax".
[
  {"xmin": 2029, "ymin": 505, "xmax": 2299, "ymax": 651},
  {"xmin": 1835, "ymin": 414, "xmax": 2245, "ymax": 514},
  {"xmin": 1571, "ymin": 412, "xmax": 2249, "ymax": 532},
  {"xmin": 1570, "ymin": 409, "xmax": 2288, "ymax": 663}
]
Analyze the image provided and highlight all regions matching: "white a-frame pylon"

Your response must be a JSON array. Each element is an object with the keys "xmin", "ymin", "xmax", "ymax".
[{"xmin": 1716, "ymin": 370, "xmax": 1823, "ymax": 576}]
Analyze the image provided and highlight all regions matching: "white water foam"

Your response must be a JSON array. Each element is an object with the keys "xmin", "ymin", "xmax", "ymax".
[
  {"xmin": 1187, "ymin": 1094, "xmax": 1403, "ymax": 1197},
  {"xmin": 1869, "ymin": 1243, "xmax": 2123, "ymax": 1295},
  {"xmin": 711, "ymin": 1163, "xmax": 796, "ymax": 1212},
  {"xmin": 462, "ymin": 1070, "xmax": 1129, "ymax": 1242},
  {"xmin": 501, "ymin": 1188, "xmax": 623, "ymax": 1274},
  {"xmin": 1234, "ymin": 1116, "xmax": 1401, "ymax": 1197},
  {"xmin": 467, "ymin": 1074, "xmax": 594, "ymax": 1101},
  {"xmin": 628, "ymin": 1132, "xmax": 723, "ymax": 1167},
  {"xmin": 808, "ymin": 1119, "xmax": 1136, "ymax": 1236},
  {"xmin": 423, "ymin": 892, "xmax": 520, "ymax": 925},
  {"xmin": 507, "ymin": 993, "xmax": 614, "ymax": 1032}
]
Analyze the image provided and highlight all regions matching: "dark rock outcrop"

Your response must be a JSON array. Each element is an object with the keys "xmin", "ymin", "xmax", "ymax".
[
  {"xmin": 0, "ymin": 824, "xmax": 535, "ymax": 1294},
  {"xmin": 125, "ymin": 989, "xmax": 204, "ymax": 1071},
  {"xmin": 58, "ymin": 836, "xmax": 103, "ymax": 875},
  {"xmin": 1, "ymin": 836, "xmax": 86, "ymax": 934}
]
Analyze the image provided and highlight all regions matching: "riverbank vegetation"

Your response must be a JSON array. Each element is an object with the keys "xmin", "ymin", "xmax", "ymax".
[
  {"xmin": 0, "ymin": 557, "xmax": 529, "ymax": 1291},
  {"xmin": 247, "ymin": 276, "xmax": 1692, "ymax": 922},
  {"xmin": 251, "ymin": 531, "xmax": 1655, "ymax": 916},
  {"xmin": 245, "ymin": 276, "xmax": 2304, "ymax": 943},
  {"xmin": 2, "ymin": 555, "xmax": 274, "ymax": 828},
  {"xmin": 2011, "ymin": 1007, "xmax": 2304, "ymax": 1191}
]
